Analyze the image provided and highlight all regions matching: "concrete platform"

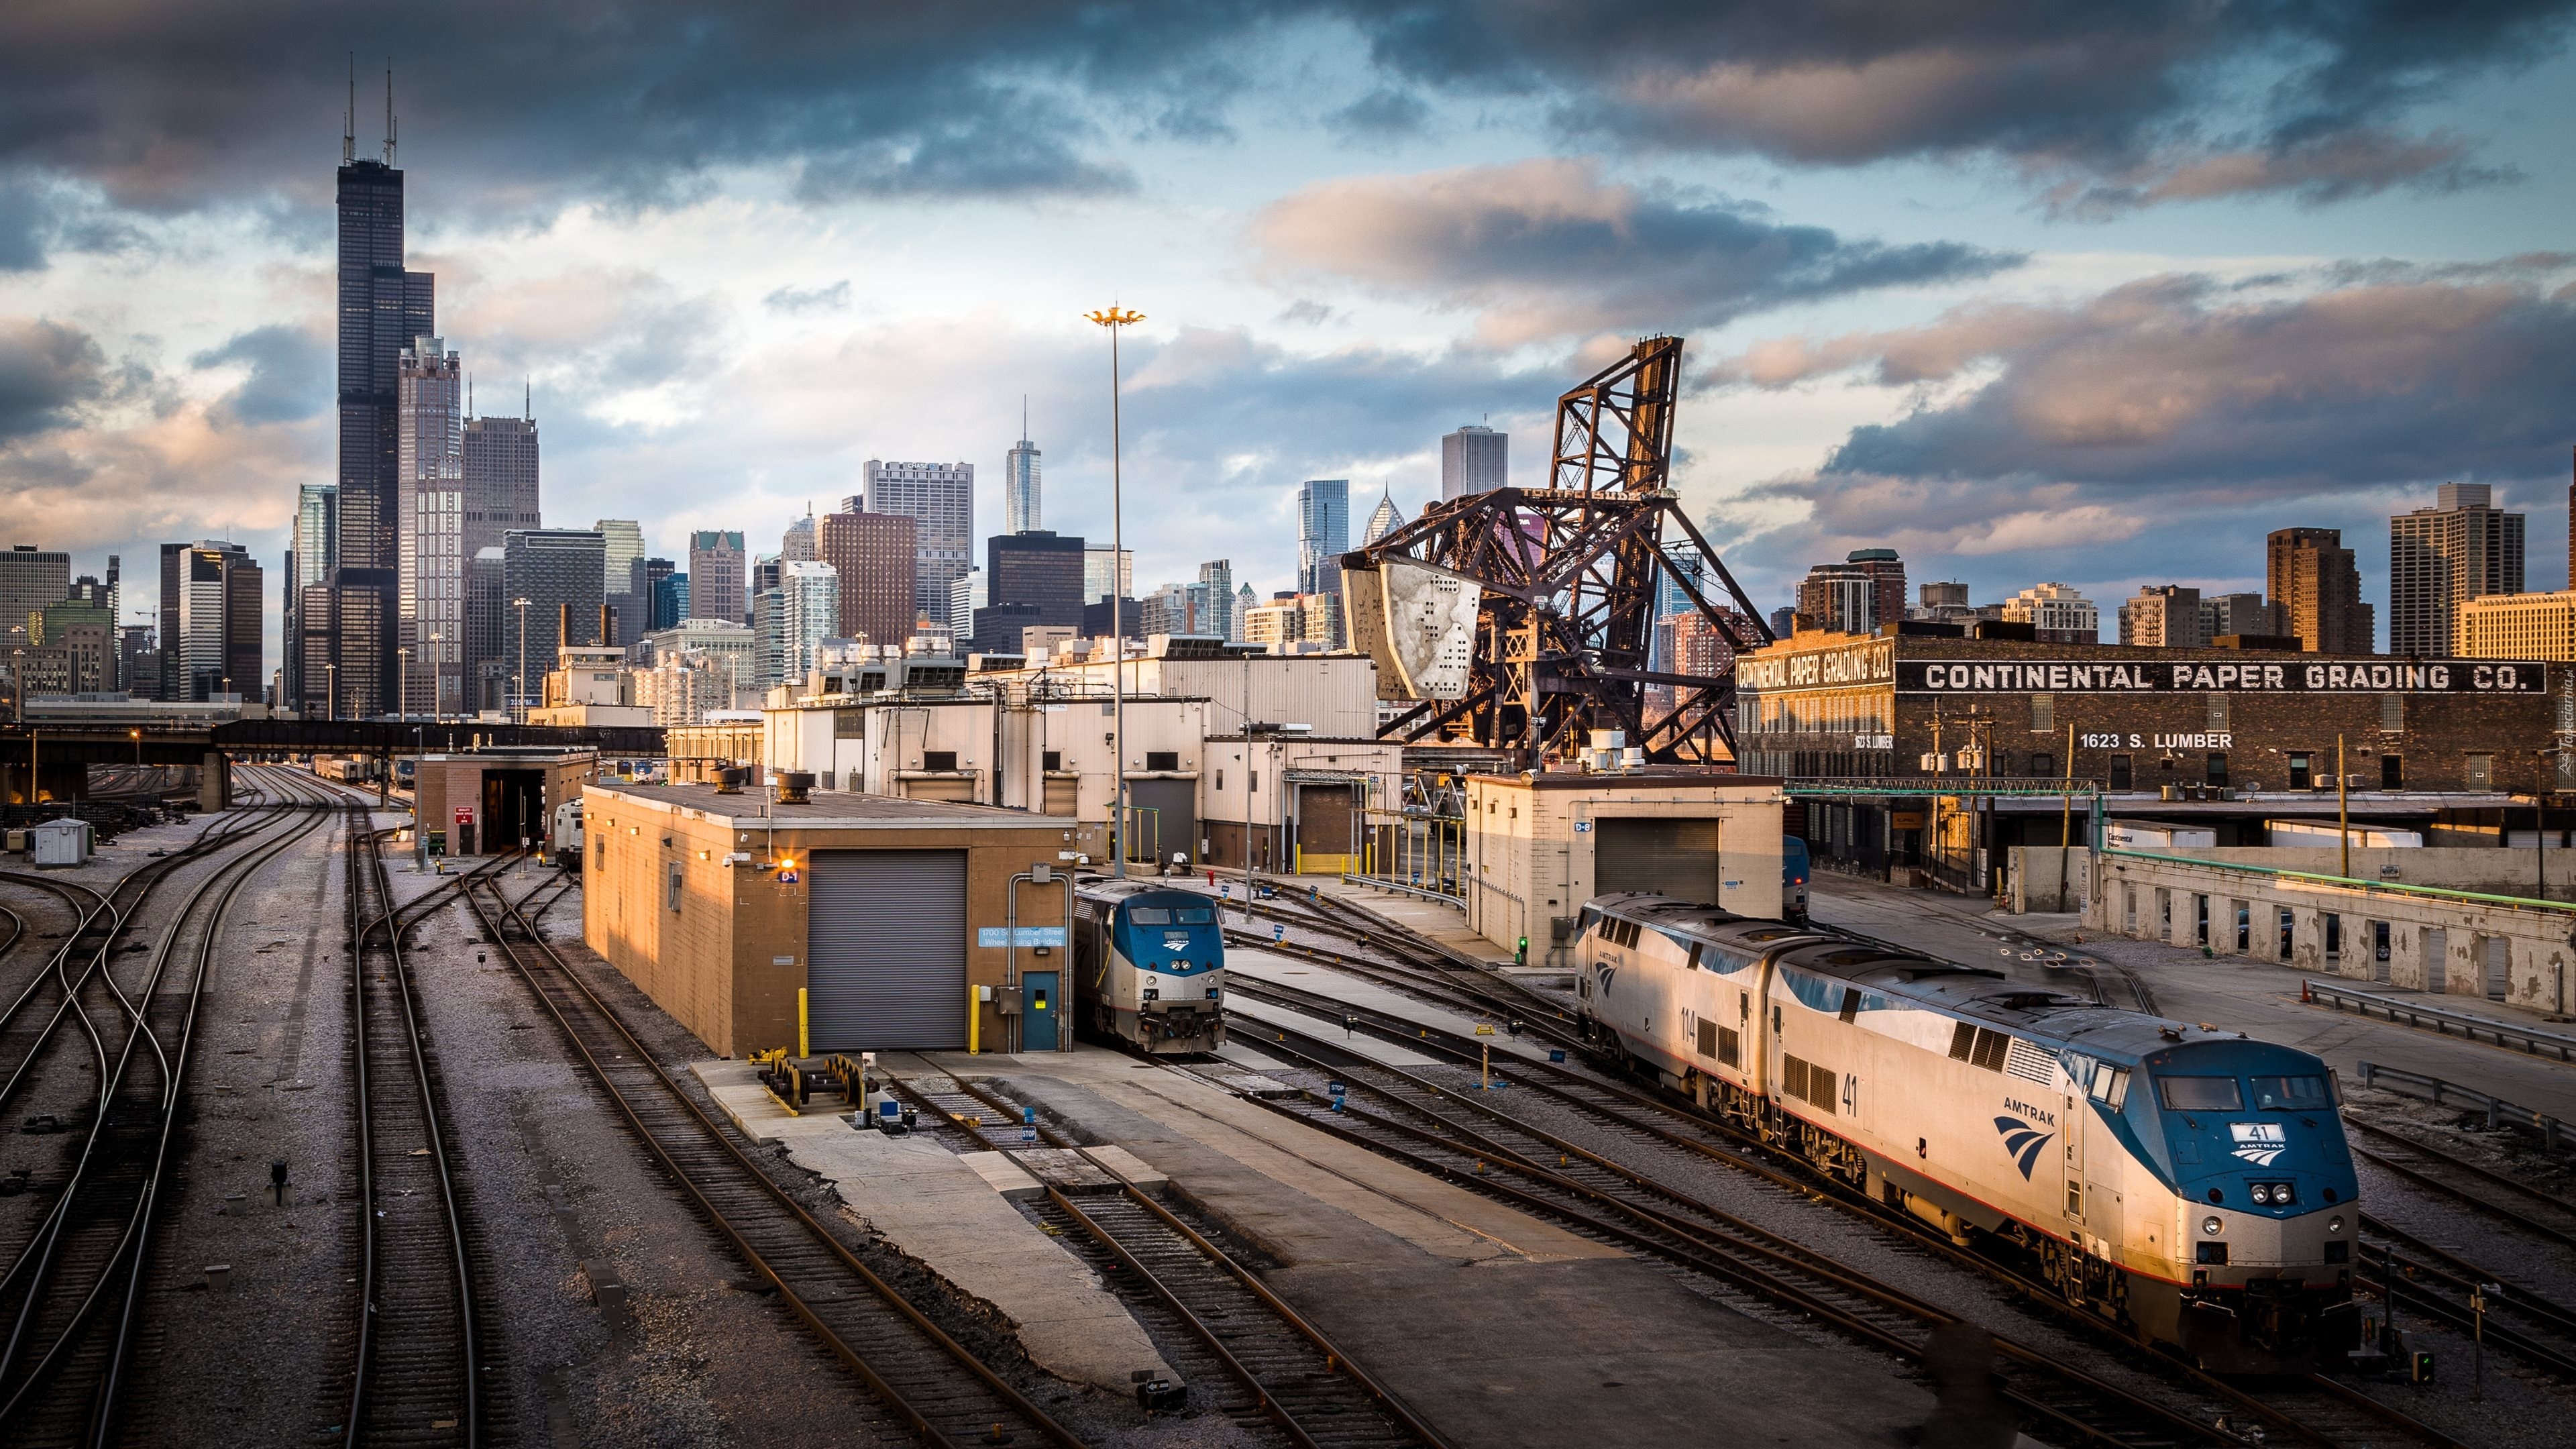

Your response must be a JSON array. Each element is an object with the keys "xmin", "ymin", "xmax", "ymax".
[
  {"xmin": 916, "ymin": 1049, "xmax": 1941, "ymax": 1448},
  {"xmin": 686, "ymin": 1061, "xmax": 1171, "ymax": 1392}
]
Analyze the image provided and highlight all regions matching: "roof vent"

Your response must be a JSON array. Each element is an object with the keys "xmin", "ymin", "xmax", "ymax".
[
  {"xmin": 714, "ymin": 767, "xmax": 745, "ymax": 795},
  {"xmin": 773, "ymin": 770, "xmax": 814, "ymax": 805}
]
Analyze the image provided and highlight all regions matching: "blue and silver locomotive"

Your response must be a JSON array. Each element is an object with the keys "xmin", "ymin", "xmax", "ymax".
[
  {"xmin": 1574, "ymin": 893, "xmax": 2359, "ymax": 1373},
  {"xmin": 1073, "ymin": 879, "xmax": 1226, "ymax": 1055}
]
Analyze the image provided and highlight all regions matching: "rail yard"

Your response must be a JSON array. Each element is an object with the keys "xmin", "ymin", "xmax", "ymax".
[{"xmin": 0, "ymin": 766, "xmax": 2569, "ymax": 1448}]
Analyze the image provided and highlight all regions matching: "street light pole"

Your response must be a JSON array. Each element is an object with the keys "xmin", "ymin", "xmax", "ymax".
[
  {"xmin": 513, "ymin": 597, "xmax": 532, "ymax": 725},
  {"xmin": 1085, "ymin": 305, "xmax": 1144, "ymax": 878}
]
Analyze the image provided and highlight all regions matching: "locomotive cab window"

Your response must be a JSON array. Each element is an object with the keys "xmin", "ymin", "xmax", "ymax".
[
  {"xmin": 2251, "ymin": 1075, "xmax": 2332, "ymax": 1111},
  {"xmin": 2089, "ymin": 1066, "xmax": 2130, "ymax": 1109},
  {"xmin": 1129, "ymin": 908, "xmax": 1172, "ymax": 924},
  {"xmin": 1173, "ymin": 906, "xmax": 1216, "ymax": 924},
  {"xmin": 2155, "ymin": 1075, "xmax": 2244, "ymax": 1111}
]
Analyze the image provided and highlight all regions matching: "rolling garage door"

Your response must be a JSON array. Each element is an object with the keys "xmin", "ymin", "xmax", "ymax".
[
  {"xmin": 807, "ymin": 850, "xmax": 967, "ymax": 1050},
  {"xmin": 1593, "ymin": 818, "xmax": 1721, "ymax": 904}
]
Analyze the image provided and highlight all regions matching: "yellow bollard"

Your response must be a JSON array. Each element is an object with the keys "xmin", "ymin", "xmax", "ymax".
[
  {"xmin": 969, "ymin": 986, "xmax": 980, "ymax": 1054},
  {"xmin": 798, "ymin": 988, "xmax": 810, "ymax": 1060}
]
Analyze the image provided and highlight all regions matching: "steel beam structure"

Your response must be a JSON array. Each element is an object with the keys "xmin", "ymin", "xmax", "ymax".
[{"xmin": 1346, "ymin": 336, "xmax": 1770, "ymax": 763}]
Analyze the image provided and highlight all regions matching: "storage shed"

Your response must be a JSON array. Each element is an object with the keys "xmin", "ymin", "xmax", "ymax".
[
  {"xmin": 30, "ymin": 818, "xmax": 92, "ymax": 867},
  {"xmin": 580, "ymin": 779, "xmax": 1093, "ymax": 1057}
]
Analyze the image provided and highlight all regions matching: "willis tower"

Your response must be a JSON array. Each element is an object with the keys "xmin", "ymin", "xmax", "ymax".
[{"xmin": 307, "ymin": 69, "xmax": 431, "ymax": 718}]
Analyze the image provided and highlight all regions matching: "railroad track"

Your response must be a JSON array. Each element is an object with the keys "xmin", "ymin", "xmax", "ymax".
[
  {"xmin": 338, "ymin": 812, "xmax": 504, "ymax": 1448},
  {"xmin": 0, "ymin": 765, "xmax": 339, "ymax": 1445},
  {"xmin": 1225, "ymin": 917, "xmax": 2469, "ymax": 1449},
  {"xmin": 886, "ymin": 1070, "xmax": 1448, "ymax": 1449},
  {"xmin": 2358, "ymin": 1216, "xmax": 2576, "ymax": 1381},
  {"xmin": 455, "ymin": 871, "xmax": 1083, "ymax": 1449},
  {"xmin": 2346, "ymin": 1118, "xmax": 2576, "ymax": 1250}
]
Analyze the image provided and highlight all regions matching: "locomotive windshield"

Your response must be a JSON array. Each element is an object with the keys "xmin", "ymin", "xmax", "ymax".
[
  {"xmin": 2253, "ymin": 1075, "xmax": 2334, "ymax": 1111},
  {"xmin": 1131, "ymin": 908, "xmax": 1172, "ymax": 923},
  {"xmin": 2153, "ymin": 1075, "xmax": 2245, "ymax": 1111}
]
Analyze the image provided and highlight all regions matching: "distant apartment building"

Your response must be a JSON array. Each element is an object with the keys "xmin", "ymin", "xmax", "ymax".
[
  {"xmin": 2390, "ymin": 484, "xmax": 2522, "ymax": 656},
  {"xmin": 780, "ymin": 511, "xmax": 816, "ymax": 564},
  {"xmin": 2458, "ymin": 590, "xmax": 2576, "ymax": 661},
  {"xmin": 990, "ymin": 531, "xmax": 1087, "ymax": 629},
  {"xmin": 688, "ymin": 530, "xmax": 747, "ymax": 624},
  {"xmin": 2200, "ymin": 591, "xmax": 2286, "ymax": 642},
  {"xmin": 818, "ymin": 509, "xmax": 917, "ymax": 649},
  {"xmin": 594, "ymin": 519, "xmax": 646, "ymax": 647},
  {"xmin": 780, "ymin": 560, "xmax": 840, "ymax": 685},
  {"xmin": 2000, "ymin": 583, "xmax": 2098, "ymax": 645},
  {"xmin": 1796, "ymin": 549, "xmax": 1904, "ymax": 635},
  {"xmin": 855, "ymin": 459, "xmax": 974, "ymax": 620},
  {"xmin": 949, "ymin": 568, "xmax": 985, "ymax": 645},
  {"xmin": 3, "ymin": 545, "xmax": 71, "ymax": 645},
  {"xmin": 652, "ymin": 570, "xmax": 689, "ymax": 632},
  {"xmin": 2267, "ymin": 527, "xmax": 2373, "ymax": 654},
  {"xmin": 1440, "ymin": 424, "xmax": 1506, "ymax": 500},
  {"xmin": 2117, "ymin": 585, "xmax": 2204, "ymax": 648},
  {"xmin": 1083, "ymin": 545, "xmax": 1132, "ymax": 606}
]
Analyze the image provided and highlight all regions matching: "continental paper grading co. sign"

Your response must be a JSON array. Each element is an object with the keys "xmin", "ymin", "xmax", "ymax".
[{"xmin": 1897, "ymin": 657, "xmax": 2547, "ymax": 695}]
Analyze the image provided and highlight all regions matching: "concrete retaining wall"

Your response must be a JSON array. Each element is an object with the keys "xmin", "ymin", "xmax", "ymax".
[{"xmin": 2088, "ymin": 850, "xmax": 2576, "ymax": 1016}]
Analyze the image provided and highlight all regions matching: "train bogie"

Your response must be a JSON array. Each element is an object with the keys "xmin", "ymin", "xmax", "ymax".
[{"xmin": 1571, "ymin": 892, "xmax": 2359, "ymax": 1374}]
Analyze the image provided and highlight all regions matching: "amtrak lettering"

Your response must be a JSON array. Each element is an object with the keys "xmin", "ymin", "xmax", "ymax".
[{"xmin": 1893, "ymin": 658, "xmax": 2545, "ymax": 695}]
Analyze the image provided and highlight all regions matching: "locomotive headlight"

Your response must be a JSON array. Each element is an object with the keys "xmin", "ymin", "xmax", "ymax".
[
  {"xmin": 2202, "ymin": 1216, "xmax": 2224, "ymax": 1236},
  {"xmin": 2249, "ymin": 1183, "xmax": 2272, "ymax": 1205},
  {"xmin": 2329, "ymin": 1216, "xmax": 2345, "ymax": 1234}
]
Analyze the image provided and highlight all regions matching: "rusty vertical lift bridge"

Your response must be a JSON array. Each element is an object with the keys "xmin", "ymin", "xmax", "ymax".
[{"xmin": 1341, "ymin": 335, "xmax": 1770, "ymax": 764}]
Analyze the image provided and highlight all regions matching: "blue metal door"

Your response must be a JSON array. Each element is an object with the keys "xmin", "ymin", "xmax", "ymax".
[{"xmin": 1022, "ymin": 971, "xmax": 1059, "ymax": 1052}]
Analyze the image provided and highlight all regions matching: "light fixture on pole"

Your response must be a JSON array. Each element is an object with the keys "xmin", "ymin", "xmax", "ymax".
[
  {"xmin": 1085, "ymin": 305, "xmax": 1143, "ymax": 877},
  {"xmin": 512, "ymin": 597, "xmax": 533, "ymax": 724}
]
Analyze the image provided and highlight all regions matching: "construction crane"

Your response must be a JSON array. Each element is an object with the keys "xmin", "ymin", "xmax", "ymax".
[{"xmin": 1340, "ymin": 335, "xmax": 1772, "ymax": 764}]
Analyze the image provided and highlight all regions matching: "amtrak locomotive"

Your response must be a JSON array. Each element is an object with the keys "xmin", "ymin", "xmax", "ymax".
[
  {"xmin": 1574, "ymin": 893, "xmax": 2359, "ymax": 1373},
  {"xmin": 1073, "ymin": 879, "xmax": 1226, "ymax": 1055}
]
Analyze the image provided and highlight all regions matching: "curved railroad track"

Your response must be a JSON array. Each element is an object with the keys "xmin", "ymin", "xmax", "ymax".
[
  {"xmin": 455, "ymin": 868, "xmax": 1085, "ymax": 1449},
  {"xmin": 0, "ymin": 765, "xmax": 340, "ymax": 1445}
]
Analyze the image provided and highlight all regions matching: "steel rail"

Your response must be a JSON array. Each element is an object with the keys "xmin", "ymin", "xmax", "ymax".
[
  {"xmin": 887, "ymin": 1069, "xmax": 1453, "ymax": 1449},
  {"xmin": 341, "ymin": 810, "xmax": 486, "ymax": 1448},
  {"xmin": 455, "ymin": 875, "xmax": 1086, "ymax": 1449},
  {"xmin": 0, "ymin": 767, "xmax": 337, "ymax": 1438},
  {"xmin": 2345, "ymin": 1120, "xmax": 2576, "ymax": 1250}
]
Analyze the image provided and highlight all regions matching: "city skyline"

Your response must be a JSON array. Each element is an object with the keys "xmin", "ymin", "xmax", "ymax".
[{"xmin": 7, "ymin": 10, "xmax": 2576, "ymax": 662}]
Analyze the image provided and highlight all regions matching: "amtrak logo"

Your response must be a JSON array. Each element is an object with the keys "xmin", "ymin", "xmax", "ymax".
[
  {"xmin": 2230, "ymin": 1122, "xmax": 2287, "ymax": 1167},
  {"xmin": 1993, "ymin": 1116, "xmax": 2055, "ymax": 1180}
]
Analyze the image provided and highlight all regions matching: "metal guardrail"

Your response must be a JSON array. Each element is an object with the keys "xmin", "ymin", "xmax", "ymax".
[
  {"xmin": 2306, "ymin": 980, "xmax": 2576, "ymax": 1063},
  {"xmin": 1339, "ymin": 873, "xmax": 1466, "ymax": 911},
  {"xmin": 2353, "ymin": 1061, "xmax": 2576, "ymax": 1152},
  {"xmin": 2102, "ymin": 844, "xmax": 2576, "ymax": 916}
]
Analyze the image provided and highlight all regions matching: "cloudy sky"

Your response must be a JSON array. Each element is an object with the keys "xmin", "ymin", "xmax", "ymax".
[{"xmin": 7, "ymin": 1, "xmax": 2576, "ymax": 661}]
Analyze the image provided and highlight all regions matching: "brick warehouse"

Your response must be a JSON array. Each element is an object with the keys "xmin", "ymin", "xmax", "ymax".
[{"xmin": 1735, "ymin": 623, "xmax": 2562, "ymax": 883}]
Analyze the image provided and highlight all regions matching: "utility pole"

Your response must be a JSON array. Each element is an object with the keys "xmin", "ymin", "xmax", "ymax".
[
  {"xmin": 1085, "ymin": 305, "xmax": 1143, "ymax": 877},
  {"xmin": 2338, "ymin": 733, "xmax": 2350, "ymax": 880}
]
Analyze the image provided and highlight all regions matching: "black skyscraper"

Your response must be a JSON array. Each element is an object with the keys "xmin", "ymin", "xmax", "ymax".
[{"xmin": 322, "ymin": 85, "xmax": 432, "ymax": 717}]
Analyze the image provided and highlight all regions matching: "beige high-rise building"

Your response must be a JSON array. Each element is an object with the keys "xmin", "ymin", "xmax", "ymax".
[
  {"xmin": 2390, "ymin": 484, "xmax": 2521, "ymax": 656},
  {"xmin": 2118, "ymin": 585, "xmax": 2203, "ymax": 647},
  {"xmin": 2457, "ymin": 590, "xmax": 2576, "ymax": 661},
  {"xmin": 2267, "ymin": 527, "xmax": 2373, "ymax": 654}
]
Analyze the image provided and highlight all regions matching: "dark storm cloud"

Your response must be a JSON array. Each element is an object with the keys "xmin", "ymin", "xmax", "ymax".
[
  {"xmin": 1254, "ymin": 158, "xmax": 2018, "ymax": 345},
  {"xmin": 0, "ymin": 1, "xmax": 1276, "ymax": 211},
  {"xmin": 0, "ymin": 318, "xmax": 105, "ymax": 437},
  {"xmin": 4, "ymin": 3, "xmax": 2563, "ymax": 218},
  {"xmin": 191, "ymin": 323, "xmax": 327, "ymax": 426},
  {"xmin": 1338, "ymin": 1, "xmax": 2576, "ymax": 209}
]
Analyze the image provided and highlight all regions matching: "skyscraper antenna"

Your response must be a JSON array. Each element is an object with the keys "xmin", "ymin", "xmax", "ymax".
[
  {"xmin": 468, "ymin": 373, "xmax": 474, "ymax": 417},
  {"xmin": 382, "ymin": 60, "xmax": 396, "ymax": 166},
  {"xmin": 343, "ymin": 54, "xmax": 356, "ymax": 164},
  {"xmin": 1022, "ymin": 394, "xmax": 1028, "ymax": 441},
  {"xmin": 524, "ymin": 376, "xmax": 531, "ymax": 421}
]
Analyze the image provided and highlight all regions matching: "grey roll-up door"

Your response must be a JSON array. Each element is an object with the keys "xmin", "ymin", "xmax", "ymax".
[
  {"xmin": 1593, "ymin": 818, "xmax": 1721, "ymax": 904},
  {"xmin": 807, "ymin": 850, "xmax": 967, "ymax": 1050},
  {"xmin": 1125, "ymin": 779, "xmax": 1196, "ymax": 863}
]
